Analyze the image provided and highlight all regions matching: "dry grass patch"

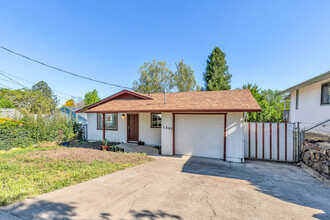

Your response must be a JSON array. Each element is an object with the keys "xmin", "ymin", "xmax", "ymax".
[{"xmin": 0, "ymin": 145, "xmax": 151, "ymax": 206}]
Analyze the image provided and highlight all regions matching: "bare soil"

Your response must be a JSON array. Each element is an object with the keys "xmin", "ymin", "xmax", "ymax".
[
  {"xmin": 28, "ymin": 147, "xmax": 151, "ymax": 164},
  {"xmin": 68, "ymin": 140, "xmax": 120, "ymax": 150}
]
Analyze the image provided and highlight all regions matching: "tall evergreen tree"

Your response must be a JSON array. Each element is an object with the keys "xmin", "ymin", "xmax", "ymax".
[
  {"xmin": 133, "ymin": 60, "xmax": 174, "ymax": 93},
  {"xmin": 173, "ymin": 60, "xmax": 197, "ymax": 92},
  {"xmin": 203, "ymin": 47, "xmax": 232, "ymax": 91}
]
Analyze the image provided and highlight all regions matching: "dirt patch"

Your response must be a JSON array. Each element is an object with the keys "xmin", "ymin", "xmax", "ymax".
[
  {"xmin": 68, "ymin": 141, "xmax": 121, "ymax": 150},
  {"xmin": 28, "ymin": 147, "xmax": 151, "ymax": 164}
]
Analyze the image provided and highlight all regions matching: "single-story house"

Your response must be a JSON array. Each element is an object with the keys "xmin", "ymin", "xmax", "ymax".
[
  {"xmin": 279, "ymin": 71, "xmax": 330, "ymax": 134},
  {"xmin": 60, "ymin": 106, "xmax": 87, "ymax": 124},
  {"xmin": 76, "ymin": 89, "xmax": 261, "ymax": 162}
]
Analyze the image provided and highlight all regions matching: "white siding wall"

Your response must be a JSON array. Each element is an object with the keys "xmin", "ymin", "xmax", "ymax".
[
  {"xmin": 87, "ymin": 113, "xmax": 102, "ymax": 141},
  {"xmin": 139, "ymin": 113, "xmax": 161, "ymax": 146},
  {"xmin": 226, "ymin": 112, "xmax": 245, "ymax": 162},
  {"xmin": 290, "ymin": 78, "xmax": 330, "ymax": 133},
  {"xmin": 161, "ymin": 112, "xmax": 173, "ymax": 155},
  {"xmin": 87, "ymin": 113, "xmax": 127, "ymax": 142}
]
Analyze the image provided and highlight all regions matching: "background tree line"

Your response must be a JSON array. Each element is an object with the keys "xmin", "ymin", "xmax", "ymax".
[
  {"xmin": 132, "ymin": 46, "xmax": 287, "ymax": 123},
  {"xmin": 0, "ymin": 46, "xmax": 287, "ymax": 123}
]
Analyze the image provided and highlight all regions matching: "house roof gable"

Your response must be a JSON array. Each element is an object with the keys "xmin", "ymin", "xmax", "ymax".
[{"xmin": 76, "ymin": 90, "xmax": 152, "ymax": 113}]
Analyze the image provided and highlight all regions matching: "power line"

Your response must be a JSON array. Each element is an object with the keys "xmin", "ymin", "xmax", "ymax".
[
  {"xmin": 0, "ymin": 70, "xmax": 77, "ymax": 98},
  {"xmin": 0, "ymin": 45, "xmax": 132, "ymax": 90},
  {"xmin": 0, "ymin": 73, "xmax": 68, "ymax": 100},
  {"xmin": 0, "ymin": 71, "xmax": 27, "ymax": 88},
  {"xmin": 0, "ymin": 83, "xmax": 12, "ymax": 89},
  {"xmin": 0, "ymin": 77, "xmax": 25, "ymax": 86}
]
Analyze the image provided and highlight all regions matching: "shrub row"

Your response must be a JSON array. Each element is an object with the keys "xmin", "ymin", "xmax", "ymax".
[{"xmin": 0, "ymin": 111, "xmax": 75, "ymax": 151}]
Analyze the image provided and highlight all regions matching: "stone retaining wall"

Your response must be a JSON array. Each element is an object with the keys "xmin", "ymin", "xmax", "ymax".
[{"xmin": 302, "ymin": 141, "xmax": 330, "ymax": 179}]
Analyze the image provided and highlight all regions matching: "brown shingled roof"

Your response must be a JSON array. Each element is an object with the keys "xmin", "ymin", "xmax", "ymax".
[{"xmin": 77, "ymin": 89, "xmax": 261, "ymax": 113}]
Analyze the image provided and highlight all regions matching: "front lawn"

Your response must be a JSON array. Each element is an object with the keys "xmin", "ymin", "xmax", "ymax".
[{"xmin": 0, "ymin": 144, "xmax": 151, "ymax": 206}]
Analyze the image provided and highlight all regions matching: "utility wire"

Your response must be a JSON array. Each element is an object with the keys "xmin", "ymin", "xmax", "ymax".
[
  {"xmin": 0, "ymin": 71, "xmax": 27, "ymax": 88},
  {"xmin": 0, "ymin": 73, "xmax": 68, "ymax": 100},
  {"xmin": 0, "ymin": 83, "xmax": 12, "ymax": 89},
  {"xmin": 0, "ymin": 77, "xmax": 27, "ymax": 86},
  {"xmin": 0, "ymin": 70, "xmax": 77, "ymax": 98},
  {"xmin": 0, "ymin": 45, "xmax": 132, "ymax": 90}
]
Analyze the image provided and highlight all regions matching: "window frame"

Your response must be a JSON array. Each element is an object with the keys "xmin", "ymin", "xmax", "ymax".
[
  {"xmin": 97, "ymin": 113, "xmax": 118, "ymax": 130},
  {"xmin": 320, "ymin": 81, "xmax": 330, "ymax": 105},
  {"xmin": 150, "ymin": 113, "xmax": 162, "ymax": 128}
]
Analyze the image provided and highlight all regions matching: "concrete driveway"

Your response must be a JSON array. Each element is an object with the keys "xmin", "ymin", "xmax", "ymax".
[{"xmin": 1, "ymin": 156, "xmax": 330, "ymax": 220}]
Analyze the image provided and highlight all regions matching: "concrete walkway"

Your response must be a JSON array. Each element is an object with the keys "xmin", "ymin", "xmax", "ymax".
[{"xmin": 1, "ymin": 156, "xmax": 330, "ymax": 219}]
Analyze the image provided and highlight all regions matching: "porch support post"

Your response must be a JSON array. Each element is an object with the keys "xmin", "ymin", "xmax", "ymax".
[
  {"xmin": 103, "ymin": 113, "xmax": 105, "ymax": 140},
  {"xmin": 224, "ymin": 113, "xmax": 227, "ymax": 161}
]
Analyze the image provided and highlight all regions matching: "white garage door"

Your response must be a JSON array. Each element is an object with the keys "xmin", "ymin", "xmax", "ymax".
[{"xmin": 175, "ymin": 114, "xmax": 224, "ymax": 159}]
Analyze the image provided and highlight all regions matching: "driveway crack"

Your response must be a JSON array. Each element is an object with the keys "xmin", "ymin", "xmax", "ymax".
[{"xmin": 198, "ymin": 186, "xmax": 217, "ymax": 219}]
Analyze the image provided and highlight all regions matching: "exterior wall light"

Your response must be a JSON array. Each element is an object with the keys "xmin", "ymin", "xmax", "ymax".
[{"xmin": 121, "ymin": 114, "xmax": 126, "ymax": 119}]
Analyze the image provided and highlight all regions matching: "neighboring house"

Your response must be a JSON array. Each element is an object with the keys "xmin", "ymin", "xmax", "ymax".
[
  {"xmin": 60, "ymin": 106, "xmax": 87, "ymax": 124},
  {"xmin": 0, "ymin": 108, "xmax": 22, "ymax": 119},
  {"xmin": 279, "ymin": 71, "xmax": 330, "ymax": 134},
  {"xmin": 77, "ymin": 89, "xmax": 261, "ymax": 162}
]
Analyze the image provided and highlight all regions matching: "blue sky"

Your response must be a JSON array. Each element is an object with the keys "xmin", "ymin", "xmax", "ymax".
[{"xmin": 0, "ymin": 0, "xmax": 330, "ymax": 104}]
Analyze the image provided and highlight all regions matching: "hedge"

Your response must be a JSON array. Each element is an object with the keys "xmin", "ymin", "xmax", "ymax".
[{"xmin": 0, "ymin": 111, "xmax": 75, "ymax": 151}]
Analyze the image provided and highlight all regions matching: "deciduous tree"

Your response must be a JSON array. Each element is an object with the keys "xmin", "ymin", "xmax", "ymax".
[
  {"xmin": 32, "ymin": 81, "xmax": 58, "ymax": 110},
  {"xmin": 133, "ymin": 60, "xmax": 174, "ymax": 93},
  {"xmin": 0, "ymin": 97, "xmax": 14, "ymax": 108},
  {"xmin": 63, "ymin": 99, "xmax": 75, "ymax": 107},
  {"xmin": 240, "ymin": 83, "xmax": 285, "ymax": 122},
  {"xmin": 84, "ymin": 89, "xmax": 101, "ymax": 106},
  {"xmin": 173, "ymin": 60, "xmax": 197, "ymax": 92}
]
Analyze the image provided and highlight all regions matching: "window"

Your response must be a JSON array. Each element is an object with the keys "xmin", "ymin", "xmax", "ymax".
[
  {"xmin": 105, "ymin": 113, "xmax": 118, "ymax": 130},
  {"xmin": 321, "ymin": 82, "xmax": 330, "ymax": 104},
  {"xmin": 97, "ymin": 113, "xmax": 103, "ymax": 129},
  {"xmin": 97, "ymin": 113, "xmax": 118, "ymax": 130},
  {"xmin": 151, "ymin": 113, "xmax": 162, "ymax": 128},
  {"xmin": 295, "ymin": 90, "xmax": 299, "ymax": 110}
]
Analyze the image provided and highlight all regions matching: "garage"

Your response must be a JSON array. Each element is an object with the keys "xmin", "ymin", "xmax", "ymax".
[{"xmin": 175, "ymin": 114, "xmax": 225, "ymax": 159}]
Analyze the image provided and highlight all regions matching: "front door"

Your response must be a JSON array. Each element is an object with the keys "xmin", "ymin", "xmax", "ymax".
[{"xmin": 127, "ymin": 114, "xmax": 139, "ymax": 142}]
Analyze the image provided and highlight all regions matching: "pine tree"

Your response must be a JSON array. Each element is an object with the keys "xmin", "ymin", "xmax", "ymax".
[
  {"xmin": 173, "ymin": 60, "xmax": 197, "ymax": 92},
  {"xmin": 203, "ymin": 47, "xmax": 232, "ymax": 91}
]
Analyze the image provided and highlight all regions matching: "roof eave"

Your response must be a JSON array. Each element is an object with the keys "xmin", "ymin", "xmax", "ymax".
[
  {"xmin": 278, "ymin": 71, "xmax": 330, "ymax": 95},
  {"xmin": 85, "ymin": 108, "xmax": 262, "ymax": 113},
  {"xmin": 76, "ymin": 90, "xmax": 152, "ymax": 113}
]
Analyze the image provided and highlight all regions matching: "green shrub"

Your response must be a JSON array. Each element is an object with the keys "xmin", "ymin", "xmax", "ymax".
[{"xmin": 0, "ymin": 110, "xmax": 75, "ymax": 151}]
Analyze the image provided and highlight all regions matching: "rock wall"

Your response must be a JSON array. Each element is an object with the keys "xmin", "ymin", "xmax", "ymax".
[{"xmin": 302, "ymin": 141, "xmax": 330, "ymax": 179}]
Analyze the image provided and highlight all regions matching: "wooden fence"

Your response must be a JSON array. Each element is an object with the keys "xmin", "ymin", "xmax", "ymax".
[{"xmin": 244, "ymin": 122, "xmax": 297, "ymax": 162}]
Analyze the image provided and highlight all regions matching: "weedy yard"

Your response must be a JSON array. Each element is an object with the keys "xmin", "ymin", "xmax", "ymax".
[{"xmin": 0, "ymin": 144, "xmax": 151, "ymax": 206}]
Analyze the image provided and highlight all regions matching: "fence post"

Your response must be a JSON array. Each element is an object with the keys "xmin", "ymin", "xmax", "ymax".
[{"xmin": 297, "ymin": 122, "xmax": 300, "ymax": 160}]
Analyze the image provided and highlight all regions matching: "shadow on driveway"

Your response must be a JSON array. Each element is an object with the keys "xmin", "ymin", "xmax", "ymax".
[
  {"xmin": 1, "ymin": 200, "xmax": 181, "ymax": 220},
  {"xmin": 182, "ymin": 157, "xmax": 330, "ymax": 220},
  {"xmin": 1, "ymin": 200, "xmax": 77, "ymax": 220}
]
